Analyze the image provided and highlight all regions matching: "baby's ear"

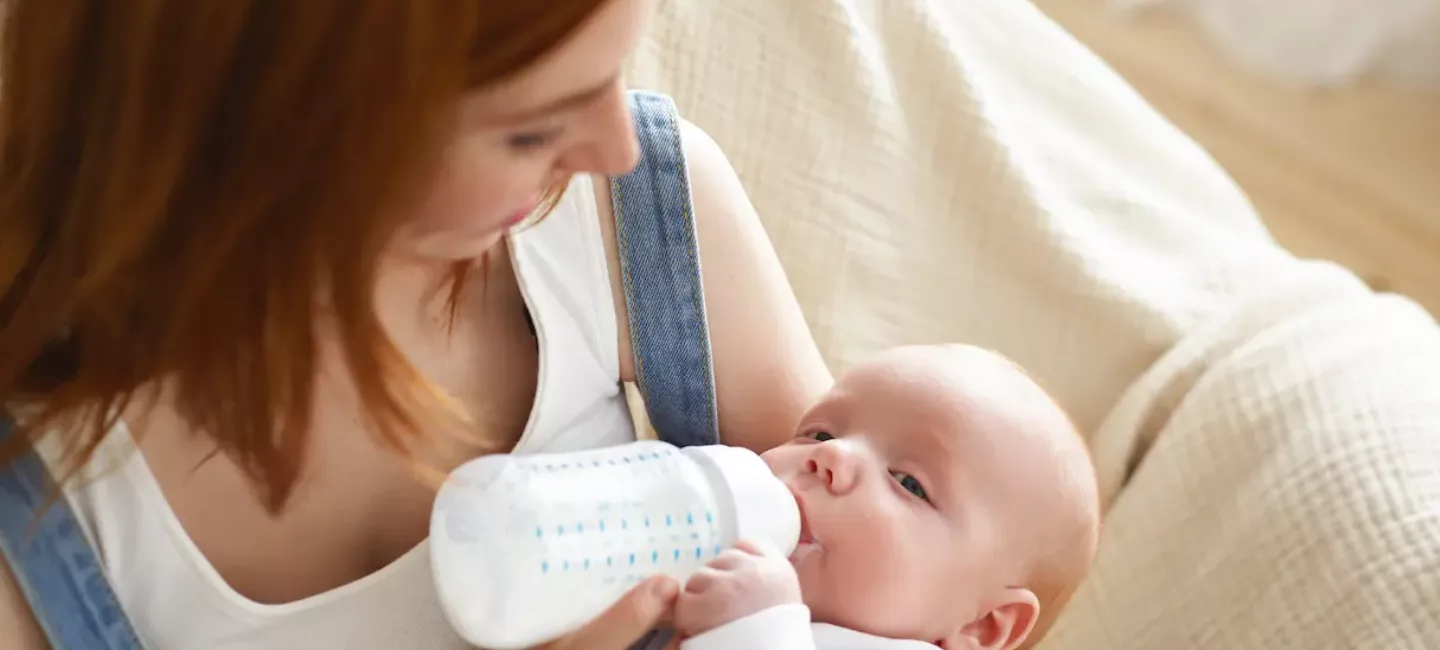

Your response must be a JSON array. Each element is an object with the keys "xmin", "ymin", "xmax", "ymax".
[{"xmin": 938, "ymin": 588, "xmax": 1039, "ymax": 650}]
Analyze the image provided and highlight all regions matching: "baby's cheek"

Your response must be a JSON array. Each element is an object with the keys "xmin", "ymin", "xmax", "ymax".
[
  {"xmin": 817, "ymin": 534, "xmax": 915, "ymax": 617},
  {"xmin": 804, "ymin": 556, "xmax": 922, "ymax": 636}
]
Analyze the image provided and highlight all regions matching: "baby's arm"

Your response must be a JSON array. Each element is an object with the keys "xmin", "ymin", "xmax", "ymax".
[{"xmin": 675, "ymin": 540, "xmax": 816, "ymax": 649}]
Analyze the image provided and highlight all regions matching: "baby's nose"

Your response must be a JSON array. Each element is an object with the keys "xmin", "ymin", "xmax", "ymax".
[
  {"xmin": 803, "ymin": 457, "xmax": 832, "ymax": 486},
  {"xmin": 806, "ymin": 443, "xmax": 859, "ymax": 493}
]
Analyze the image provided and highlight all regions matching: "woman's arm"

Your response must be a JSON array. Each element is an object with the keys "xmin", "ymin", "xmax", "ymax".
[
  {"xmin": 598, "ymin": 120, "xmax": 833, "ymax": 453},
  {"xmin": 0, "ymin": 562, "xmax": 49, "ymax": 649}
]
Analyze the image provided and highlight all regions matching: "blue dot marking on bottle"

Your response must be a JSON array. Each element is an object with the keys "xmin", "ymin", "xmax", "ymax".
[
  {"xmin": 652, "ymin": 550, "xmax": 659, "ymax": 564},
  {"xmin": 686, "ymin": 513, "xmax": 694, "ymax": 525},
  {"xmin": 599, "ymin": 520, "xmax": 606, "ymax": 532},
  {"xmin": 542, "ymin": 561, "xmax": 549, "ymax": 574},
  {"xmin": 714, "ymin": 545, "xmax": 723, "ymax": 556},
  {"xmin": 584, "ymin": 558, "xmax": 590, "ymax": 570},
  {"xmin": 644, "ymin": 516, "xmax": 651, "ymax": 528},
  {"xmin": 535, "ymin": 527, "xmax": 543, "ymax": 538},
  {"xmin": 557, "ymin": 525, "xmax": 564, "ymax": 536},
  {"xmin": 622, "ymin": 519, "xmax": 628, "ymax": 530},
  {"xmin": 607, "ymin": 557, "xmax": 613, "ymax": 567},
  {"xmin": 705, "ymin": 512, "xmax": 713, "ymax": 524},
  {"xmin": 629, "ymin": 553, "xmax": 636, "ymax": 566},
  {"xmin": 578, "ymin": 522, "xmax": 585, "ymax": 533},
  {"xmin": 563, "ymin": 560, "xmax": 570, "ymax": 572},
  {"xmin": 673, "ymin": 549, "xmax": 680, "ymax": 561},
  {"xmin": 695, "ymin": 547, "xmax": 703, "ymax": 559},
  {"xmin": 665, "ymin": 515, "xmax": 672, "ymax": 527}
]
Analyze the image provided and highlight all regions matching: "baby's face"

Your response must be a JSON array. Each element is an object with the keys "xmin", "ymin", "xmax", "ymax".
[{"xmin": 761, "ymin": 346, "xmax": 1084, "ymax": 648}]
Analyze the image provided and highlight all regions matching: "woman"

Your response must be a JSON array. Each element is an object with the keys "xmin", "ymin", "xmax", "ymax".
[{"xmin": 0, "ymin": 0, "xmax": 831, "ymax": 648}]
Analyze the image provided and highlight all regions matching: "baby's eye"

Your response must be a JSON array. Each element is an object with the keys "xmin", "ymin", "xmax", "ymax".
[
  {"xmin": 807, "ymin": 431, "xmax": 835, "ymax": 442},
  {"xmin": 890, "ymin": 471, "xmax": 930, "ymax": 503}
]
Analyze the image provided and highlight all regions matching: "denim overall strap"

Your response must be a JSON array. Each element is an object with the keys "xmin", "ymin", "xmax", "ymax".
[
  {"xmin": 0, "ymin": 417, "xmax": 145, "ymax": 649},
  {"xmin": 613, "ymin": 91, "xmax": 719, "ymax": 650},
  {"xmin": 611, "ymin": 91, "xmax": 721, "ymax": 449}
]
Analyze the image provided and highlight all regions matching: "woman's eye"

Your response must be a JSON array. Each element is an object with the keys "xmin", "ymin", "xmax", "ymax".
[
  {"xmin": 891, "ymin": 471, "xmax": 930, "ymax": 503},
  {"xmin": 507, "ymin": 130, "xmax": 560, "ymax": 152},
  {"xmin": 808, "ymin": 431, "xmax": 835, "ymax": 442}
]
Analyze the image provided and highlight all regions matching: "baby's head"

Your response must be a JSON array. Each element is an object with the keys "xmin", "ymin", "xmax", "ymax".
[{"xmin": 761, "ymin": 345, "xmax": 1100, "ymax": 650}]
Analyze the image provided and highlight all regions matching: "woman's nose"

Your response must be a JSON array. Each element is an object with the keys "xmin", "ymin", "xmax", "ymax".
[
  {"xmin": 805, "ymin": 440, "xmax": 860, "ymax": 494},
  {"xmin": 558, "ymin": 88, "xmax": 639, "ymax": 177}
]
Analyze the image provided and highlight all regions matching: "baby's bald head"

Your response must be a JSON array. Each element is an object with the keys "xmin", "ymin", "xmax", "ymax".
[
  {"xmin": 876, "ymin": 345, "xmax": 1099, "ymax": 644},
  {"xmin": 771, "ymin": 344, "xmax": 1099, "ymax": 648}
]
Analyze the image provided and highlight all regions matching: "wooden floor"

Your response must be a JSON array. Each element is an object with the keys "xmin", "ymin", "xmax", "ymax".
[{"xmin": 1035, "ymin": 0, "xmax": 1440, "ymax": 317}]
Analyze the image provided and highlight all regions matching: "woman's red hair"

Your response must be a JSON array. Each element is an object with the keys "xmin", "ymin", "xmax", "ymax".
[{"xmin": 0, "ymin": 0, "xmax": 607, "ymax": 511}]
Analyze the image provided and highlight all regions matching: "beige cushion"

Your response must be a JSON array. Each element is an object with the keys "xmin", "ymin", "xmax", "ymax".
[{"xmin": 628, "ymin": 0, "xmax": 1440, "ymax": 648}]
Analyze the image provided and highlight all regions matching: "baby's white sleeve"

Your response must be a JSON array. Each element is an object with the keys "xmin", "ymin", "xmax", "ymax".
[
  {"xmin": 678, "ymin": 604, "xmax": 818, "ymax": 650},
  {"xmin": 678, "ymin": 606, "xmax": 942, "ymax": 649}
]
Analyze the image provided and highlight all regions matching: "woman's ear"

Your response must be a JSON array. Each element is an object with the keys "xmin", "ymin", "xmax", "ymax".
[{"xmin": 936, "ymin": 588, "xmax": 1039, "ymax": 650}]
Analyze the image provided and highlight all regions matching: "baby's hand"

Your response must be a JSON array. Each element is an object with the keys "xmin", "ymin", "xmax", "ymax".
[{"xmin": 674, "ymin": 539, "xmax": 803, "ymax": 638}]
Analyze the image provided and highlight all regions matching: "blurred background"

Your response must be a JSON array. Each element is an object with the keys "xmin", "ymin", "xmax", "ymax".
[{"xmin": 1035, "ymin": 0, "xmax": 1440, "ymax": 316}]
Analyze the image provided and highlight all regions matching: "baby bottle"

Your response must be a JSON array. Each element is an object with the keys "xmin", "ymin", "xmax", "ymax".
[{"xmin": 429, "ymin": 440, "xmax": 801, "ymax": 650}]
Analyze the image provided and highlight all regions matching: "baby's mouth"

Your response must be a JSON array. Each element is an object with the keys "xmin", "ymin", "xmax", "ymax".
[{"xmin": 789, "ymin": 486, "xmax": 822, "ymax": 562}]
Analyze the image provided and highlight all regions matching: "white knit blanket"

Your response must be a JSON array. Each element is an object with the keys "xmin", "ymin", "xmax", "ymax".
[{"xmin": 627, "ymin": 0, "xmax": 1440, "ymax": 648}]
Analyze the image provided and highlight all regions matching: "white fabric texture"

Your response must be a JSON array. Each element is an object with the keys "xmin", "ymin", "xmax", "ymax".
[
  {"xmin": 627, "ymin": 1, "xmax": 1440, "ymax": 649},
  {"xmin": 45, "ymin": 174, "xmax": 638, "ymax": 650},
  {"xmin": 680, "ymin": 604, "xmax": 819, "ymax": 650},
  {"xmin": 679, "ymin": 604, "xmax": 939, "ymax": 650}
]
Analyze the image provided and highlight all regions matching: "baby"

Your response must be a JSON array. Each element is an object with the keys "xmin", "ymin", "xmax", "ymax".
[{"xmin": 672, "ymin": 345, "xmax": 1101, "ymax": 650}]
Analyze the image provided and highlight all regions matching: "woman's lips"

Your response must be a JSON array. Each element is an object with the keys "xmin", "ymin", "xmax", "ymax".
[
  {"xmin": 504, "ymin": 197, "xmax": 543, "ymax": 228},
  {"xmin": 503, "ymin": 208, "xmax": 533, "ymax": 228}
]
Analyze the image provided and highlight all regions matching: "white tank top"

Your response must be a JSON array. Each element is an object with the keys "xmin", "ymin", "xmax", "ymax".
[{"xmin": 44, "ymin": 174, "xmax": 640, "ymax": 650}]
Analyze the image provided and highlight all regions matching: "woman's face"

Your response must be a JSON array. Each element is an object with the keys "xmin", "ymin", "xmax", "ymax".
[{"xmin": 394, "ymin": 0, "xmax": 653, "ymax": 262}]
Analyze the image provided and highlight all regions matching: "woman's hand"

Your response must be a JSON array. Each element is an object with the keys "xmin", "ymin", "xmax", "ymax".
[{"xmin": 535, "ymin": 575, "xmax": 680, "ymax": 649}]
